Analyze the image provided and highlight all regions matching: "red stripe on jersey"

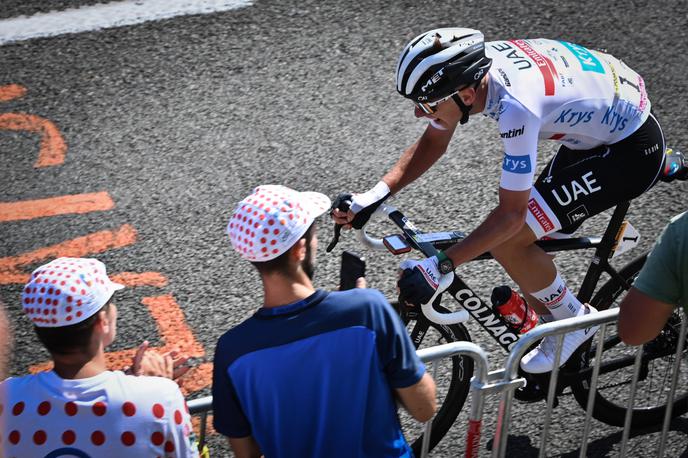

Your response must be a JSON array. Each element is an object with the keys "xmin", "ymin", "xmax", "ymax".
[
  {"xmin": 549, "ymin": 133, "xmax": 565, "ymax": 140},
  {"xmin": 510, "ymin": 40, "xmax": 556, "ymax": 96}
]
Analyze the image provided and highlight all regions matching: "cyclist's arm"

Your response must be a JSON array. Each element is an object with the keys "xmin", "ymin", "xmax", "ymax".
[
  {"xmin": 444, "ymin": 187, "xmax": 530, "ymax": 265},
  {"xmin": 618, "ymin": 288, "xmax": 675, "ymax": 345},
  {"xmin": 382, "ymin": 123, "xmax": 456, "ymax": 194},
  {"xmin": 443, "ymin": 99, "xmax": 538, "ymax": 266},
  {"xmin": 395, "ymin": 372, "xmax": 437, "ymax": 422},
  {"xmin": 228, "ymin": 436, "xmax": 262, "ymax": 458}
]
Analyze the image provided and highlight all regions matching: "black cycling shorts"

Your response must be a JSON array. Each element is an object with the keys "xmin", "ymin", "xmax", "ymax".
[{"xmin": 525, "ymin": 113, "xmax": 665, "ymax": 238}]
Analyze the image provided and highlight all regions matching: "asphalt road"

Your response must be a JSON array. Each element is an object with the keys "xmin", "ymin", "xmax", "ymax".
[{"xmin": 1, "ymin": 0, "xmax": 687, "ymax": 456}]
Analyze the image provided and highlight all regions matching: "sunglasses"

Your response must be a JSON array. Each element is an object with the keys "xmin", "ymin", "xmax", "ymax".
[{"xmin": 415, "ymin": 91, "xmax": 460, "ymax": 115}]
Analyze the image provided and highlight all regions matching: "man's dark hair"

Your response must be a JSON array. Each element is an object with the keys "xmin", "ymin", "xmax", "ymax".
[
  {"xmin": 251, "ymin": 224, "xmax": 315, "ymax": 275},
  {"xmin": 34, "ymin": 300, "xmax": 112, "ymax": 355}
]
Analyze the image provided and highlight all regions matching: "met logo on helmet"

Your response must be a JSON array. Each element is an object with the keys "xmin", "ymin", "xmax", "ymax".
[{"xmin": 421, "ymin": 69, "xmax": 444, "ymax": 93}]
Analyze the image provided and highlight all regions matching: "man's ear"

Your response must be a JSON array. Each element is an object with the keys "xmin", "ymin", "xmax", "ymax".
[
  {"xmin": 290, "ymin": 238, "xmax": 307, "ymax": 262},
  {"xmin": 94, "ymin": 309, "xmax": 110, "ymax": 335},
  {"xmin": 459, "ymin": 86, "xmax": 476, "ymax": 106}
]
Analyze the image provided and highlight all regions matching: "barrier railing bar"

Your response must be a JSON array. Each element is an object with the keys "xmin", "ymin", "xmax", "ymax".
[
  {"xmin": 619, "ymin": 344, "xmax": 644, "ymax": 456},
  {"xmin": 657, "ymin": 313, "xmax": 688, "ymax": 457},
  {"xmin": 417, "ymin": 341, "xmax": 490, "ymax": 458},
  {"xmin": 503, "ymin": 309, "xmax": 620, "ymax": 380},
  {"xmin": 539, "ymin": 333, "xmax": 565, "ymax": 458},
  {"xmin": 494, "ymin": 309, "xmax": 620, "ymax": 457},
  {"xmin": 420, "ymin": 361, "xmax": 439, "ymax": 458},
  {"xmin": 580, "ymin": 322, "xmax": 609, "ymax": 457}
]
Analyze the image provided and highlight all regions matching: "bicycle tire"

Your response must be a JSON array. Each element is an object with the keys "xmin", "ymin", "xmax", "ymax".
[
  {"xmin": 570, "ymin": 253, "xmax": 688, "ymax": 427},
  {"xmin": 395, "ymin": 303, "xmax": 474, "ymax": 455}
]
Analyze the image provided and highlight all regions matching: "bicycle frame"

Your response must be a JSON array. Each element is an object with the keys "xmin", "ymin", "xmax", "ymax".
[{"xmin": 357, "ymin": 201, "xmax": 634, "ymax": 353}]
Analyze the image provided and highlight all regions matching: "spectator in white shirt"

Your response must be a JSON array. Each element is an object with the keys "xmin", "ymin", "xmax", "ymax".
[{"xmin": 0, "ymin": 257, "xmax": 199, "ymax": 458}]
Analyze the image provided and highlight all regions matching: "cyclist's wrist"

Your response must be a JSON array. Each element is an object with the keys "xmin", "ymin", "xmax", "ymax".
[
  {"xmin": 436, "ymin": 251, "xmax": 455, "ymax": 275},
  {"xmin": 351, "ymin": 181, "xmax": 391, "ymax": 213}
]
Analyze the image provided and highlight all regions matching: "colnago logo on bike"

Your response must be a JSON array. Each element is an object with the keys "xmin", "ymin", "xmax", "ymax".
[{"xmin": 453, "ymin": 288, "xmax": 518, "ymax": 350}]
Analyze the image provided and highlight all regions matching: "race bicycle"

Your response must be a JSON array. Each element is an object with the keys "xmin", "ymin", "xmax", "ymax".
[{"xmin": 328, "ymin": 163, "xmax": 688, "ymax": 454}]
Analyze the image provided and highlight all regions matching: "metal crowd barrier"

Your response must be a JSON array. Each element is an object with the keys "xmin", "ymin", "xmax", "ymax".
[
  {"xmin": 490, "ymin": 308, "xmax": 687, "ymax": 458},
  {"xmin": 186, "ymin": 341, "xmax": 493, "ymax": 458},
  {"xmin": 187, "ymin": 308, "xmax": 688, "ymax": 457}
]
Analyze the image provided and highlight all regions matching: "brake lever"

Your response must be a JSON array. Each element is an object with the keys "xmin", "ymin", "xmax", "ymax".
[
  {"xmin": 326, "ymin": 224, "xmax": 343, "ymax": 253},
  {"xmin": 326, "ymin": 193, "xmax": 353, "ymax": 253}
]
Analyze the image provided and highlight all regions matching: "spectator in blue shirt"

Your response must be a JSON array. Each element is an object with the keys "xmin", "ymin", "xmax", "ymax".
[{"xmin": 214, "ymin": 185, "xmax": 436, "ymax": 458}]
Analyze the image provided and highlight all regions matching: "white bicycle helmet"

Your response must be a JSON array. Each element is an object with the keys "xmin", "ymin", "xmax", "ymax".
[{"xmin": 396, "ymin": 28, "xmax": 492, "ymax": 123}]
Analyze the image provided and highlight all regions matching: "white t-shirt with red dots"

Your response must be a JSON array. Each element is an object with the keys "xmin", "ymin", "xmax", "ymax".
[{"xmin": 0, "ymin": 370, "xmax": 199, "ymax": 458}]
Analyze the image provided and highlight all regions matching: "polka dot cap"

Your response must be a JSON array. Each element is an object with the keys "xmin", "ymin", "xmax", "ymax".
[
  {"xmin": 21, "ymin": 257, "xmax": 124, "ymax": 328},
  {"xmin": 227, "ymin": 185, "xmax": 331, "ymax": 261}
]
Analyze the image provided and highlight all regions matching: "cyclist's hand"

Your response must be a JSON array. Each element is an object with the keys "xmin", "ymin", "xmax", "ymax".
[
  {"xmin": 397, "ymin": 257, "xmax": 449, "ymax": 306},
  {"xmin": 330, "ymin": 181, "xmax": 391, "ymax": 229}
]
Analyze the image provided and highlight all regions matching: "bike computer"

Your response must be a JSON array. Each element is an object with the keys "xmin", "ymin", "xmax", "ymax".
[{"xmin": 383, "ymin": 234, "xmax": 412, "ymax": 254}]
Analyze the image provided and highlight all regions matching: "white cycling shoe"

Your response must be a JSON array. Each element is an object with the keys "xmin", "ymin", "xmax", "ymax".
[{"xmin": 520, "ymin": 304, "xmax": 599, "ymax": 374}]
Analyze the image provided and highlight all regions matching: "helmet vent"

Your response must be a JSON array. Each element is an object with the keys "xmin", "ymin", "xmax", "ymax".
[{"xmin": 450, "ymin": 33, "xmax": 474, "ymax": 42}]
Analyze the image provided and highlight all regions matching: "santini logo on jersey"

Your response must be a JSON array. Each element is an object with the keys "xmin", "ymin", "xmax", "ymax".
[
  {"xmin": 500, "ymin": 125, "xmax": 524, "ymax": 138},
  {"xmin": 502, "ymin": 153, "xmax": 531, "ymax": 173}
]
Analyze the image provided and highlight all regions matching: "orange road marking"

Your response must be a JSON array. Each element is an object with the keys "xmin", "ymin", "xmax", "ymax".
[
  {"xmin": 0, "ymin": 224, "xmax": 137, "ymax": 284},
  {"xmin": 177, "ymin": 363, "xmax": 213, "ymax": 397},
  {"xmin": 0, "ymin": 112, "xmax": 67, "ymax": 167},
  {"xmin": 142, "ymin": 295, "xmax": 205, "ymax": 357},
  {"xmin": 0, "ymin": 191, "xmax": 114, "ymax": 222},
  {"xmin": 111, "ymin": 272, "xmax": 168, "ymax": 287},
  {"xmin": 0, "ymin": 84, "xmax": 27, "ymax": 102},
  {"xmin": 29, "ymin": 295, "xmax": 211, "ymax": 395}
]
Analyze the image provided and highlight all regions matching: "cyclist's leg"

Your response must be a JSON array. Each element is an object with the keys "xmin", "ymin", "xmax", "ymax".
[
  {"xmin": 532, "ymin": 113, "xmax": 665, "ymax": 236},
  {"xmin": 522, "ymin": 114, "xmax": 664, "ymax": 312},
  {"xmin": 493, "ymin": 115, "xmax": 665, "ymax": 372}
]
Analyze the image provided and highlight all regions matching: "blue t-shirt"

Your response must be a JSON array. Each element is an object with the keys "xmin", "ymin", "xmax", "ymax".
[{"xmin": 212, "ymin": 288, "xmax": 425, "ymax": 458}]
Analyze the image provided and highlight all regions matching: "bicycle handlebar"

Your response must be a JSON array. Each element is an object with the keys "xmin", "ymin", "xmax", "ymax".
[{"xmin": 344, "ymin": 203, "xmax": 470, "ymax": 325}]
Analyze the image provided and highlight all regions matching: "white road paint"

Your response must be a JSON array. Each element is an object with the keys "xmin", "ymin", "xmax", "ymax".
[{"xmin": 0, "ymin": 0, "xmax": 252, "ymax": 46}]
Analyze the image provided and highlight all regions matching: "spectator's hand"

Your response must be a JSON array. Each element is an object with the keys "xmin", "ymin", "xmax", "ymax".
[
  {"xmin": 337, "ymin": 277, "xmax": 367, "ymax": 290},
  {"xmin": 125, "ymin": 341, "xmax": 191, "ymax": 380}
]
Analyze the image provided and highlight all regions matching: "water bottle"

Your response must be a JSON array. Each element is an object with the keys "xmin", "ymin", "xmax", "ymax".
[{"xmin": 490, "ymin": 286, "xmax": 538, "ymax": 334}]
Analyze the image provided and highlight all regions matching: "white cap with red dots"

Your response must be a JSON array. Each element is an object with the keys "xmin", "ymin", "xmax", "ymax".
[
  {"xmin": 227, "ymin": 185, "xmax": 331, "ymax": 261},
  {"xmin": 21, "ymin": 257, "xmax": 124, "ymax": 327}
]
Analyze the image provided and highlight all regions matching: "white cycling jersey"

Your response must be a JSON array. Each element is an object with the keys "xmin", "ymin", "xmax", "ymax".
[{"xmin": 479, "ymin": 38, "xmax": 651, "ymax": 191}]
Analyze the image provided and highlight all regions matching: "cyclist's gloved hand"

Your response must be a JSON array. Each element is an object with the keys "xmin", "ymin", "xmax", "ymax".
[
  {"xmin": 348, "ymin": 181, "xmax": 391, "ymax": 229},
  {"xmin": 397, "ymin": 257, "xmax": 450, "ymax": 306}
]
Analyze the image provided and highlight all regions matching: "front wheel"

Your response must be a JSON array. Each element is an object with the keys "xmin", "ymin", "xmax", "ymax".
[
  {"xmin": 395, "ymin": 303, "xmax": 474, "ymax": 455},
  {"xmin": 570, "ymin": 253, "xmax": 688, "ymax": 427}
]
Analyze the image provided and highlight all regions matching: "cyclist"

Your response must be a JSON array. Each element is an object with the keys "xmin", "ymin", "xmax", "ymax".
[{"xmin": 332, "ymin": 28, "xmax": 683, "ymax": 373}]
